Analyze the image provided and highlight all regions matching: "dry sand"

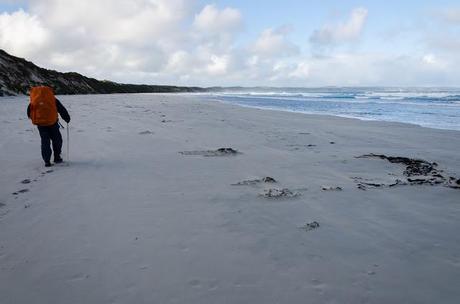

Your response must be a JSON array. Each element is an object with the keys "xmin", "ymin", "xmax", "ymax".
[{"xmin": 1, "ymin": 93, "xmax": 459, "ymax": 303}]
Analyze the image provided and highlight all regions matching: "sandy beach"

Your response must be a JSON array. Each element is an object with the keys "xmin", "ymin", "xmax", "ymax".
[{"xmin": 1, "ymin": 93, "xmax": 460, "ymax": 304}]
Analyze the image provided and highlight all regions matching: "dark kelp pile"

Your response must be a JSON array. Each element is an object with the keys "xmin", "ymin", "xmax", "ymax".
[
  {"xmin": 355, "ymin": 154, "xmax": 460, "ymax": 190},
  {"xmin": 232, "ymin": 176, "xmax": 277, "ymax": 186},
  {"xmin": 179, "ymin": 148, "xmax": 241, "ymax": 157}
]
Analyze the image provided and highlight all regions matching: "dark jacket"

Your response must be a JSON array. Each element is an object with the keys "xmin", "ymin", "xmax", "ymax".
[{"xmin": 27, "ymin": 98, "xmax": 71, "ymax": 124}]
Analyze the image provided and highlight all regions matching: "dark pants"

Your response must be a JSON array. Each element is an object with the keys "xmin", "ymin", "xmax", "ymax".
[{"xmin": 37, "ymin": 122, "xmax": 62, "ymax": 163}]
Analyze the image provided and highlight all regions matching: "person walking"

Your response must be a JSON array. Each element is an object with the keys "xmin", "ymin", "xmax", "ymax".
[{"xmin": 27, "ymin": 86, "xmax": 71, "ymax": 167}]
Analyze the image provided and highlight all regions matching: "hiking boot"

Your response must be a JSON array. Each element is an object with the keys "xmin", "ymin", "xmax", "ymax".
[
  {"xmin": 54, "ymin": 156, "xmax": 63, "ymax": 164},
  {"xmin": 45, "ymin": 162, "xmax": 53, "ymax": 167}
]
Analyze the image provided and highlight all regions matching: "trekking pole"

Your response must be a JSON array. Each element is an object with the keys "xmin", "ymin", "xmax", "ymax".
[{"xmin": 66, "ymin": 122, "xmax": 70, "ymax": 162}]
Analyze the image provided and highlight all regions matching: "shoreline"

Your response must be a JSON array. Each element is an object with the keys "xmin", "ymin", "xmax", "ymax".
[{"xmin": 207, "ymin": 96, "xmax": 460, "ymax": 133}]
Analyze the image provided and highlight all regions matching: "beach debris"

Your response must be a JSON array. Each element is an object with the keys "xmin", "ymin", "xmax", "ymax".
[
  {"xmin": 357, "ymin": 154, "xmax": 437, "ymax": 177},
  {"xmin": 179, "ymin": 148, "xmax": 241, "ymax": 157},
  {"xmin": 21, "ymin": 179, "xmax": 31, "ymax": 184},
  {"xmin": 232, "ymin": 176, "xmax": 277, "ymax": 186},
  {"xmin": 215, "ymin": 148, "xmax": 239, "ymax": 155},
  {"xmin": 447, "ymin": 178, "xmax": 460, "ymax": 189},
  {"xmin": 286, "ymin": 144, "xmax": 317, "ymax": 151},
  {"xmin": 262, "ymin": 176, "xmax": 277, "ymax": 183},
  {"xmin": 352, "ymin": 177, "xmax": 386, "ymax": 190},
  {"xmin": 388, "ymin": 179, "xmax": 408, "ymax": 187},
  {"xmin": 321, "ymin": 186, "xmax": 342, "ymax": 191},
  {"xmin": 260, "ymin": 188, "xmax": 300, "ymax": 198},
  {"xmin": 232, "ymin": 177, "xmax": 304, "ymax": 199},
  {"xmin": 353, "ymin": 176, "xmax": 414, "ymax": 190},
  {"xmin": 12, "ymin": 189, "xmax": 29, "ymax": 196},
  {"xmin": 300, "ymin": 221, "xmax": 320, "ymax": 232},
  {"xmin": 355, "ymin": 154, "xmax": 459, "ymax": 190},
  {"xmin": 138, "ymin": 130, "xmax": 154, "ymax": 135}
]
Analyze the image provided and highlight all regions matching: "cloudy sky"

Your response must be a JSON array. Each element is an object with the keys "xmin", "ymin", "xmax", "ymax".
[{"xmin": 1, "ymin": 0, "xmax": 460, "ymax": 87}]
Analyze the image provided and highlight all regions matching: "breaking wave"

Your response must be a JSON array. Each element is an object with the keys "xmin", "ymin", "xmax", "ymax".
[{"xmin": 207, "ymin": 88, "xmax": 460, "ymax": 131}]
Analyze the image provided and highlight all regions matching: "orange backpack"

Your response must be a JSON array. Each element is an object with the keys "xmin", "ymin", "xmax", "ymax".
[{"xmin": 29, "ymin": 86, "xmax": 58, "ymax": 126}]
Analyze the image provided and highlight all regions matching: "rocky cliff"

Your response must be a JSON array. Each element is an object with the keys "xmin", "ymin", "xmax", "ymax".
[{"xmin": 0, "ymin": 49, "xmax": 205, "ymax": 96}]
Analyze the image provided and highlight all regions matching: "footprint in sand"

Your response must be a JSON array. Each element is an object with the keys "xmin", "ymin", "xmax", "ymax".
[
  {"xmin": 287, "ymin": 144, "xmax": 317, "ymax": 151},
  {"xmin": 366, "ymin": 266, "xmax": 378, "ymax": 276},
  {"xmin": 311, "ymin": 279, "xmax": 326, "ymax": 295},
  {"xmin": 12, "ymin": 189, "xmax": 29, "ymax": 195},
  {"xmin": 188, "ymin": 279, "xmax": 201, "ymax": 288},
  {"xmin": 21, "ymin": 179, "xmax": 31, "ymax": 184},
  {"xmin": 138, "ymin": 130, "xmax": 154, "ymax": 135},
  {"xmin": 311, "ymin": 278, "xmax": 322, "ymax": 285},
  {"xmin": 208, "ymin": 280, "xmax": 219, "ymax": 291}
]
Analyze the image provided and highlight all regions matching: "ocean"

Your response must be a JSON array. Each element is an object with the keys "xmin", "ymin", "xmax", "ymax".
[{"xmin": 206, "ymin": 88, "xmax": 460, "ymax": 131}]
